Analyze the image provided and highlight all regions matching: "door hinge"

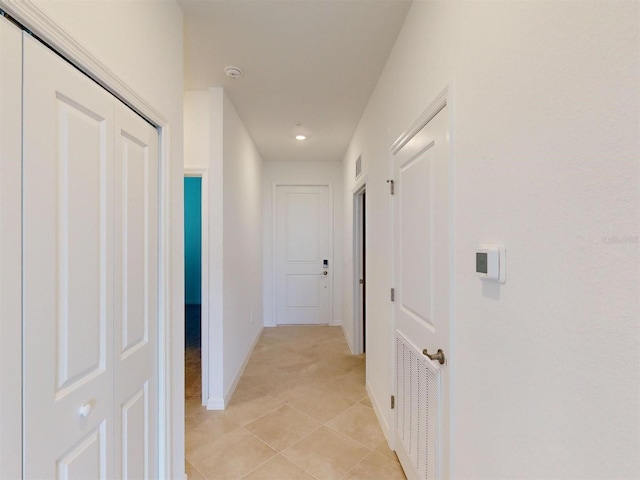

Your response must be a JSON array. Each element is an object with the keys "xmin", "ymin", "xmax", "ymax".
[
  {"xmin": 391, "ymin": 395, "xmax": 395, "ymax": 409},
  {"xmin": 390, "ymin": 288, "xmax": 395, "ymax": 302},
  {"xmin": 386, "ymin": 179, "xmax": 394, "ymax": 195}
]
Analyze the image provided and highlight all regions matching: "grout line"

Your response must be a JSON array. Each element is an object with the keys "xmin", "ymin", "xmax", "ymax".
[
  {"xmin": 186, "ymin": 326, "xmax": 375, "ymax": 479},
  {"xmin": 235, "ymin": 429, "xmax": 279, "ymax": 480},
  {"xmin": 234, "ymin": 400, "xmax": 286, "ymax": 427},
  {"xmin": 277, "ymin": 426, "xmax": 326, "ymax": 480},
  {"xmin": 185, "ymin": 459, "xmax": 209, "ymax": 480},
  {"xmin": 241, "ymin": 405, "xmax": 323, "ymax": 452},
  {"xmin": 323, "ymin": 420, "xmax": 379, "ymax": 452}
]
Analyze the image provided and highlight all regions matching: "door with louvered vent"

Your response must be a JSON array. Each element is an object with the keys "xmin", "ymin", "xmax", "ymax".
[{"xmin": 391, "ymin": 105, "xmax": 450, "ymax": 479}]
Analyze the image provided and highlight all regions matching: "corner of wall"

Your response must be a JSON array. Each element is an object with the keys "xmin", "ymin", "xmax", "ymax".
[
  {"xmin": 222, "ymin": 326, "xmax": 264, "ymax": 406},
  {"xmin": 206, "ymin": 397, "xmax": 225, "ymax": 411},
  {"xmin": 367, "ymin": 382, "xmax": 392, "ymax": 446},
  {"xmin": 341, "ymin": 323, "xmax": 356, "ymax": 354}
]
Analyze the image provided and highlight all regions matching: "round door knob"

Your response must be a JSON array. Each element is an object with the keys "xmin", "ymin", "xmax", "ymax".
[
  {"xmin": 323, "ymin": 271, "xmax": 328, "ymax": 276},
  {"xmin": 79, "ymin": 403, "xmax": 92, "ymax": 417}
]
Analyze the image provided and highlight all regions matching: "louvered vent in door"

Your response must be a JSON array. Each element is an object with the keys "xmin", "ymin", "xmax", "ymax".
[{"xmin": 395, "ymin": 331, "xmax": 439, "ymax": 479}]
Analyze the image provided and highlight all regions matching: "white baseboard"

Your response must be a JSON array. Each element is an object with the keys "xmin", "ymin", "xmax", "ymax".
[
  {"xmin": 342, "ymin": 324, "xmax": 355, "ymax": 354},
  {"xmin": 222, "ymin": 326, "xmax": 264, "ymax": 406},
  {"xmin": 206, "ymin": 397, "xmax": 225, "ymax": 410},
  {"xmin": 206, "ymin": 326, "xmax": 263, "ymax": 411},
  {"xmin": 367, "ymin": 382, "xmax": 392, "ymax": 447}
]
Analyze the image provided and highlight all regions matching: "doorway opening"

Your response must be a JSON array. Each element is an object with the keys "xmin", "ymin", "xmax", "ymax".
[
  {"xmin": 184, "ymin": 176, "xmax": 202, "ymax": 401},
  {"xmin": 353, "ymin": 185, "xmax": 366, "ymax": 354}
]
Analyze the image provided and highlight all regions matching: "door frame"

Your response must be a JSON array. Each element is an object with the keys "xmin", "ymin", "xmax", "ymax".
[
  {"xmin": 271, "ymin": 182, "xmax": 334, "ymax": 326},
  {"xmin": 0, "ymin": 2, "xmax": 178, "ymax": 477},
  {"xmin": 352, "ymin": 175, "xmax": 367, "ymax": 355},
  {"xmin": 389, "ymin": 86, "xmax": 455, "ymax": 475},
  {"xmin": 0, "ymin": 15, "xmax": 23, "ymax": 480},
  {"xmin": 184, "ymin": 169, "xmax": 210, "ymax": 406}
]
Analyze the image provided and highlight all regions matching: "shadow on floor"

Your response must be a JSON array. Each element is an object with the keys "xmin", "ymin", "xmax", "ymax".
[{"xmin": 185, "ymin": 304, "xmax": 201, "ymax": 400}]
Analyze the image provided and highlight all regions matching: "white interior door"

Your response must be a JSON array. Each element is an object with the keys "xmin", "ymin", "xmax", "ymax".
[
  {"xmin": 23, "ymin": 34, "xmax": 116, "ymax": 479},
  {"xmin": 275, "ymin": 185, "xmax": 331, "ymax": 325},
  {"xmin": 353, "ymin": 189, "xmax": 366, "ymax": 354},
  {"xmin": 23, "ymin": 33, "xmax": 159, "ymax": 479},
  {"xmin": 113, "ymin": 102, "xmax": 159, "ymax": 479},
  {"xmin": 392, "ymin": 105, "xmax": 451, "ymax": 480}
]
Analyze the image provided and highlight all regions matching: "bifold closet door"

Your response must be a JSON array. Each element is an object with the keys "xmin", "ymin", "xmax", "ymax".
[
  {"xmin": 23, "ymin": 33, "xmax": 116, "ymax": 479},
  {"xmin": 113, "ymin": 102, "xmax": 159, "ymax": 480},
  {"xmin": 23, "ymin": 33, "xmax": 159, "ymax": 479},
  {"xmin": 0, "ymin": 15, "xmax": 23, "ymax": 480}
]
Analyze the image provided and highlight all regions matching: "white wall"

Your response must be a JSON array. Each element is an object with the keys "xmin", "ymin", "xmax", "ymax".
[
  {"xmin": 184, "ymin": 89, "xmax": 223, "ymax": 407},
  {"xmin": 184, "ymin": 91, "xmax": 210, "ymax": 170},
  {"xmin": 342, "ymin": 1, "xmax": 639, "ymax": 478},
  {"xmin": 6, "ymin": 2, "xmax": 186, "ymax": 477},
  {"xmin": 263, "ymin": 161, "xmax": 343, "ymax": 327},
  {"xmin": 221, "ymin": 90, "xmax": 264, "ymax": 401},
  {"xmin": 184, "ymin": 88, "xmax": 263, "ymax": 409}
]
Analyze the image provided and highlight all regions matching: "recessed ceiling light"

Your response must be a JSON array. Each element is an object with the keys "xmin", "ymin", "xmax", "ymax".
[{"xmin": 296, "ymin": 135, "xmax": 306, "ymax": 141}]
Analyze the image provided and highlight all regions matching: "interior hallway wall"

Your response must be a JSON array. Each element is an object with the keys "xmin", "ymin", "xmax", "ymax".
[
  {"xmin": 262, "ymin": 161, "xmax": 343, "ymax": 327},
  {"xmin": 341, "ymin": 1, "xmax": 639, "ymax": 478},
  {"xmin": 20, "ymin": 1, "xmax": 186, "ymax": 476},
  {"xmin": 184, "ymin": 88, "xmax": 264, "ymax": 409},
  {"xmin": 221, "ymin": 90, "xmax": 264, "ymax": 403}
]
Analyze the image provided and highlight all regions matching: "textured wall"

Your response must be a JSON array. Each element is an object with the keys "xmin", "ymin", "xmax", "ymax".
[{"xmin": 342, "ymin": 1, "xmax": 639, "ymax": 477}]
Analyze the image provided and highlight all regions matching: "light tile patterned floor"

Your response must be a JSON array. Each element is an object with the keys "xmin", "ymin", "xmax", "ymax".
[{"xmin": 185, "ymin": 326, "xmax": 406, "ymax": 480}]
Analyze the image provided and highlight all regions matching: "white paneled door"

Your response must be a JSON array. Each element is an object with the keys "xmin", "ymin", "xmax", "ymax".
[
  {"xmin": 113, "ymin": 102, "xmax": 159, "ymax": 480},
  {"xmin": 275, "ymin": 185, "xmax": 331, "ymax": 324},
  {"xmin": 392, "ymin": 105, "xmax": 451, "ymax": 480},
  {"xmin": 23, "ymin": 34, "xmax": 158, "ymax": 479},
  {"xmin": 0, "ymin": 15, "xmax": 23, "ymax": 480}
]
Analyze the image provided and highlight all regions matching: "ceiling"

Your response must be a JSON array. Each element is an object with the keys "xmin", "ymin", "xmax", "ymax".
[{"xmin": 179, "ymin": 0, "xmax": 411, "ymax": 163}]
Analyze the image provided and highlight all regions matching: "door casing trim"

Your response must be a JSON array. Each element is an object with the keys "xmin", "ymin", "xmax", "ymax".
[
  {"xmin": 271, "ymin": 182, "xmax": 335, "ymax": 327},
  {"xmin": 388, "ymin": 84, "xmax": 454, "ymax": 479},
  {"xmin": 351, "ymin": 175, "xmax": 367, "ymax": 355},
  {"xmin": 184, "ymin": 169, "xmax": 209, "ymax": 408}
]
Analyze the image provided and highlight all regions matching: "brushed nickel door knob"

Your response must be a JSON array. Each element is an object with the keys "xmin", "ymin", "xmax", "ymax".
[{"xmin": 422, "ymin": 348, "xmax": 445, "ymax": 365}]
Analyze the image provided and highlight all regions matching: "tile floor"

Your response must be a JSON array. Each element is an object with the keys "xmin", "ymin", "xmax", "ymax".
[{"xmin": 185, "ymin": 326, "xmax": 406, "ymax": 480}]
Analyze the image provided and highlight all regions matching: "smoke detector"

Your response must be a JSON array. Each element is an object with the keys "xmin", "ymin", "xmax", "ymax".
[{"xmin": 224, "ymin": 66, "xmax": 243, "ymax": 79}]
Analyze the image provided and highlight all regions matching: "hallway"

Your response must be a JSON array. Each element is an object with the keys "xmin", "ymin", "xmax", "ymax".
[{"xmin": 185, "ymin": 326, "xmax": 406, "ymax": 479}]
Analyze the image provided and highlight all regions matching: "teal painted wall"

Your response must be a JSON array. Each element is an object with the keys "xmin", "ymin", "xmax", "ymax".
[{"xmin": 184, "ymin": 177, "xmax": 202, "ymax": 305}]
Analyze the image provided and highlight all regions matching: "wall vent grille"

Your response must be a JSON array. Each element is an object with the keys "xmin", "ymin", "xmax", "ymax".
[{"xmin": 395, "ymin": 331, "xmax": 439, "ymax": 479}]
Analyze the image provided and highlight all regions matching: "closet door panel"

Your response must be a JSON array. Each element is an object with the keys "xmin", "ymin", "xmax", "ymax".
[
  {"xmin": 23, "ymin": 34, "xmax": 115, "ymax": 479},
  {"xmin": 0, "ymin": 16, "xmax": 23, "ymax": 480},
  {"xmin": 113, "ymin": 102, "xmax": 159, "ymax": 480}
]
